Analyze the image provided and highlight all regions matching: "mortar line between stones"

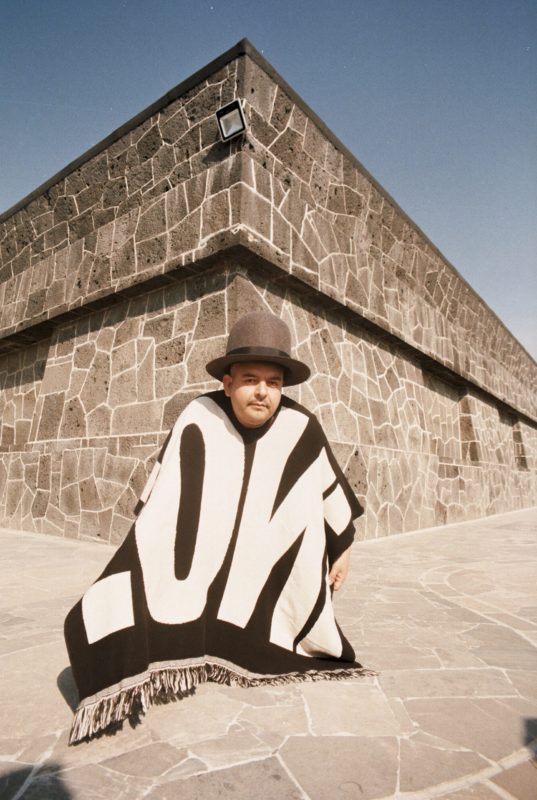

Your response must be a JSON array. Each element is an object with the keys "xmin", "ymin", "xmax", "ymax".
[
  {"xmin": 394, "ymin": 734, "xmax": 401, "ymax": 797},
  {"xmin": 395, "ymin": 763, "xmax": 500, "ymax": 800},
  {"xmin": 399, "ymin": 742, "xmax": 537, "ymax": 800},
  {"xmin": 275, "ymin": 751, "xmax": 313, "ymax": 800},
  {"xmin": 8, "ymin": 732, "xmax": 61, "ymax": 800},
  {"xmin": 300, "ymin": 690, "xmax": 315, "ymax": 737},
  {"xmin": 480, "ymin": 781, "xmax": 522, "ymax": 800},
  {"xmin": 419, "ymin": 570, "xmax": 537, "ymax": 648}
]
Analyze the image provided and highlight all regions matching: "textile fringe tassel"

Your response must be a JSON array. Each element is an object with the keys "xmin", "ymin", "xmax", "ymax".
[{"xmin": 68, "ymin": 662, "xmax": 376, "ymax": 745}]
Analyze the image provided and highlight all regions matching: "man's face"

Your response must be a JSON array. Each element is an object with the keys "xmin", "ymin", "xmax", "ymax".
[{"xmin": 222, "ymin": 362, "xmax": 284, "ymax": 428}]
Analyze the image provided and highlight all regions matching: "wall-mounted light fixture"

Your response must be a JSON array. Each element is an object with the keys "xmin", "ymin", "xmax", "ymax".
[{"xmin": 216, "ymin": 100, "xmax": 247, "ymax": 142}]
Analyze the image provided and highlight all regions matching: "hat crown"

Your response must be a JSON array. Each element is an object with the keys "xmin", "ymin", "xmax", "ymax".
[
  {"xmin": 205, "ymin": 311, "xmax": 310, "ymax": 386},
  {"xmin": 226, "ymin": 312, "xmax": 291, "ymax": 356}
]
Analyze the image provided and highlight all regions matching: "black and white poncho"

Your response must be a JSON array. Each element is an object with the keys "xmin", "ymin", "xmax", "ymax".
[{"xmin": 64, "ymin": 391, "xmax": 373, "ymax": 743}]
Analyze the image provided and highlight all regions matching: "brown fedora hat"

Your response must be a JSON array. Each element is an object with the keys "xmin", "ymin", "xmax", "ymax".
[{"xmin": 206, "ymin": 311, "xmax": 310, "ymax": 386}]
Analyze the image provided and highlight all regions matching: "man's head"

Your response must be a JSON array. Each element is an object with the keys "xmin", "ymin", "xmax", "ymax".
[
  {"xmin": 206, "ymin": 311, "xmax": 311, "ymax": 388},
  {"xmin": 223, "ymin": 361, "xmax": 284, "ymax": 428}
]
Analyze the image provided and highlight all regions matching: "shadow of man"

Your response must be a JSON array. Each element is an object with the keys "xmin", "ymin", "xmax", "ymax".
[
  {"xmin": 0, "ymin": 762, "xmax": 71, "ymax": 799},
  {"xmin": 56, "ymin": 667, "xmax": 78, "ymax": 713},
  {"xmin": 524, "ymin": 718, "xmax": 537, "ymax": 760}
]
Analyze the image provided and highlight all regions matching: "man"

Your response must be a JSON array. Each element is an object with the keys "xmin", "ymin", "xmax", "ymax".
[{"xmin": 65, "ymin": 311, "xmax": 372, "ymax": 744}]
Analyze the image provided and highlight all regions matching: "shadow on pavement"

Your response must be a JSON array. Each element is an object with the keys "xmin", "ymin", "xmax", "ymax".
[
  {"xmin": 0, "ymin": 763, "xmax": 71, "ymax": 800},
  {"xmin": 56, "ymin": 667, "xmax": 78, "ymax": 712},
  {"xmin": 524, "ymin": 718, "xmax": 537, "ymax": 758}
]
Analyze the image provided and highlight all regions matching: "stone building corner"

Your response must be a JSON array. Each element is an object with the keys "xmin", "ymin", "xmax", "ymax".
[{"xmin": 0, "ymin": 39, "xmax": 535, "ymax": 543}]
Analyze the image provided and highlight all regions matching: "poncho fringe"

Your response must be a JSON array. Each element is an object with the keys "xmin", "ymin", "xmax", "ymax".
[{"xmin": 69, "ymin": 660, "xmax": 377, "ymax": 744}]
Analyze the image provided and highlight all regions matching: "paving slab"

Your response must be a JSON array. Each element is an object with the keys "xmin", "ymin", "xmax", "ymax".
[
  {"xmin": 490, "ymin": 759, "xmax": 537, "ymax": 800},
  {"xmin": 1, "ymin": 506, "xmax": 536, "ymax": 799}
]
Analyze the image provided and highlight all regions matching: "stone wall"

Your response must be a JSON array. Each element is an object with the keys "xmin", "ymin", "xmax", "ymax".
[
  {"xmin": 0, "ymin": 269, "xmax": 535, "ymax": 542},
  {"xmin": 0, "ymin": 40, "xmax": 536, "ymax": 542}
]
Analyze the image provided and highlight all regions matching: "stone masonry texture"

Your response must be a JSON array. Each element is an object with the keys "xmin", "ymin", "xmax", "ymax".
[{"xmin": 0, "ymin": 40, "xmax": 536, "ymax": 542}]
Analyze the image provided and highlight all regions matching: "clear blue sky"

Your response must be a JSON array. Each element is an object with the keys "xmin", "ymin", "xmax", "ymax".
[{"xmin": 1, "ymin": 0, "xmax": 535, "ymax": 359}]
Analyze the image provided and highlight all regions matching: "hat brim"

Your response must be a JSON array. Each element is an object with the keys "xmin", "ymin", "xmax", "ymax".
[{"xmin": 206, "ymin": 353, "xmax": 310, "ymax": 386}]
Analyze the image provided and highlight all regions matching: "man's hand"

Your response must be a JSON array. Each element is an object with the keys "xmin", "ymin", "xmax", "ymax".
[{"xmin": 328, "ymin": 547, "xmax": 351, "ymax": 591}]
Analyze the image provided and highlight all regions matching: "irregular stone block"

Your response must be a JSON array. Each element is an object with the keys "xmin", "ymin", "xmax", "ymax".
[
  {"xmin": 60, "ymin": 397, "xmax": 87, "ymax": 439},
  {"xmin": 79, "ymin": 476, "xmax": 100, "ymax": 510},
  {"xmin": 155, "ymin": 336, "xmax": 186, "ymax": 368},
  {"xmin": 36, "ymin": 393, "xmax": 65, "ymax": 441},
  {"xmin": 168, "ymin": 210, "xmax": 201, "ymax": 258},
  {"xmin": 270, "ymin": 85, "xmax": 293, "ymax": 132},
  {"xmin": 201, "ymin": 191, "xmax": 230, "ymax": 240},
  {"xmin": 31, "ymin": 489, "xmax": 49, "ymax": 518},
  {"xmin": 61, "ymin": 482, "xmax": 80, "ymax": 516},
  {"xmin": 185, "ymin": 337, "xmax": 224, "ymax": 386},
  {"xmin": 114, "ymin": 318, "xmax": 141, "ymax": 348},
  {"xmin": 137, "ymin": 124, "xmax": 163, "ymax": 162},
  {"xmin": 79, "ymin": 351, "xmax": 110, "ymax": 414},
  {"xmin": 270, "ymin": 127, "xmax": 313, "ymax": 185},
  {"xmin": 193, "ymin": 293, "xmax": 226, "ymax": 340},
  {"xmin": 281, "ymin": 736, "xmax": 398, "ymax": 800},
  {"xmin": 175, "ymin": 126, "xmax": 201, "ymax": 168},
  {"xmin": 143, "ymin": 314, "xmax": 174, "ymax": 343},
  {"xmin": 161, "ymin": 109, "xmax": 189, "ymax": 144},
  {"xmin": 137, "ymin": 198, "xmax": 167, "ymax": 242},
  {"xmin": 85, "ymin": 405, "xmax": 111, "ymax": 438},
  {"xmin": 136, "ymin": 234, "xmax": 167, "ymax": 270},
  {"xmin": 36, "ymin": 455, "xmax": 51, "ymax": 491},
  {"xmin": 399, "ymin": 737, "xmax": 489, "ymax": 794},
  {"xmin": 111, "ymin": 400, "xmax": 164, "ymax": 435}
]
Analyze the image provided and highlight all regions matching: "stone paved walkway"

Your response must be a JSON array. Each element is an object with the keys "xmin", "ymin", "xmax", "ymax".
[{"xmin": 1, "ymin": 507, "xmax": 536, "ymax": 800}]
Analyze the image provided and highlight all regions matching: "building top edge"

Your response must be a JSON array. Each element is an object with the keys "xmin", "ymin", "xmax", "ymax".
[{"xmin": 0, "ymin": 39, "xmax": 250, "ymax": 223}]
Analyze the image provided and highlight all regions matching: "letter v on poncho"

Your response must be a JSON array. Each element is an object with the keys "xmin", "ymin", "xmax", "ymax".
[{"xmin": 64, "ymin": 391, "xmax": 375, "ymax": 743}]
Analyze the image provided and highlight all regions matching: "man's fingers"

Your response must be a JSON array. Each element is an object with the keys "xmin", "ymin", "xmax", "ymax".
[
  {"xmin": 330, "ymin": 570, "xmax": 343, "ymax": 590},
  {"xmin": 328, "ymin": 547, "xmax": 351, "ymax": 591}
]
